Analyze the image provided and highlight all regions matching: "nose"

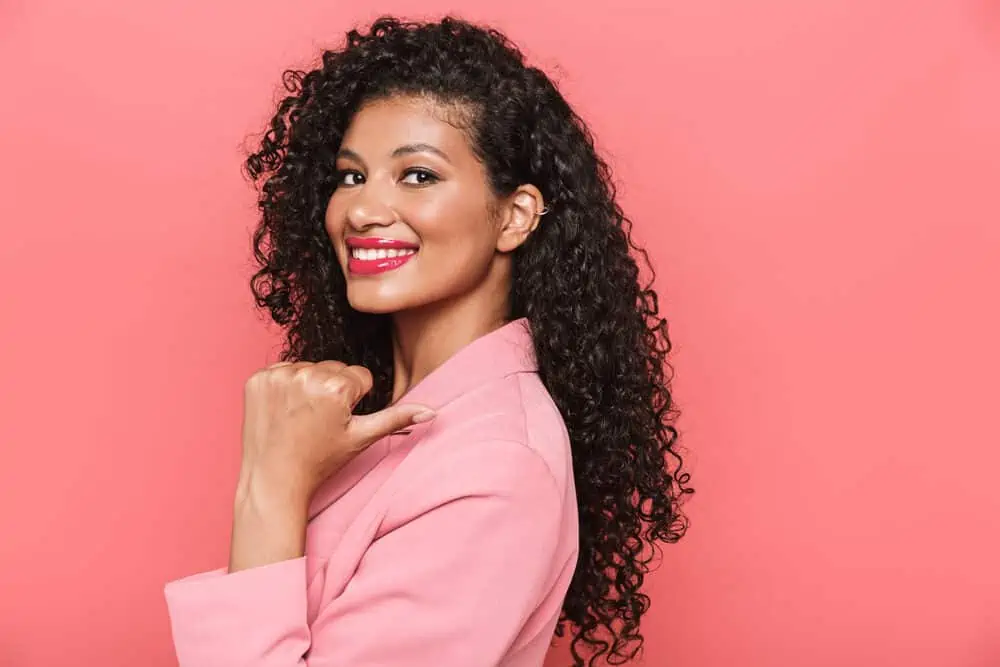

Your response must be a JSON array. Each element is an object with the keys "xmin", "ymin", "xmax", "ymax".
[{"xmin": 346, "ymin": 185, "xmax": 396, "ymax": 231}]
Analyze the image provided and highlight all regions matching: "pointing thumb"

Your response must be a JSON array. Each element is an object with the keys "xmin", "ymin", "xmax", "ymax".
[{"xmin": 348, "ymin": 403, "xmax": 436, "ymax": 448}]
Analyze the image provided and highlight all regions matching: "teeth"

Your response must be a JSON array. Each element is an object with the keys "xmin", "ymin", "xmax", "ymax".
[{"xmin": 350, "ymin": 247, "xmax": 416, "ymax": 260}]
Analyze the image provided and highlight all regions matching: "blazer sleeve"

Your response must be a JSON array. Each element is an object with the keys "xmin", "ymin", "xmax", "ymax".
[{"xmin": 163, "ymin": 439, "xmax": 567, "ymax": 667}]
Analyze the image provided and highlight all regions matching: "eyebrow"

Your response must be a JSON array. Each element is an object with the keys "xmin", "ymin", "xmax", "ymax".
[{"xmin": 336, "ymin": 143, "xmax": 452, "ymax": 165}]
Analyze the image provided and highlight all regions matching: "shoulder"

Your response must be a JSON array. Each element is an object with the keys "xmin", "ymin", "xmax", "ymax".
[
  {"xmin": 381, "ymin": 371, "xmax": 574, "ymax": 526},
  {"xmin": 427, "ymin": 370, "xmax": 571, "ymax": 490}
]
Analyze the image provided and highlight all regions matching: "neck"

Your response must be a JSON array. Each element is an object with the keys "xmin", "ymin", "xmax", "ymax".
[{"xmin": 389, "ymin": 263, "xmax": 512, "ymax": 404}]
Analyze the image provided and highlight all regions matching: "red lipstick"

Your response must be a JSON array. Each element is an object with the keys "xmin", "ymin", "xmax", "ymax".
[{"xmin": 345, "ymin": 237, "xmax": 418, "ymax": 276}]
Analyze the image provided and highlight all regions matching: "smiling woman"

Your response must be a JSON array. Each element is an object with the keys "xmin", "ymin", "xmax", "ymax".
[
  {"xmin": 325, "ymin": 96, "xmax": 538, "ymax": 316},
  {"xmin": 163, "ymin": 14, "xmax": 691, "ymax": 667}
]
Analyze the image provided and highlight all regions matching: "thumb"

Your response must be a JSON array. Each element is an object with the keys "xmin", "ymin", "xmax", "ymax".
[{"xmin": 347, "ymin": 403, "xmax": 436, "ymax": 448}]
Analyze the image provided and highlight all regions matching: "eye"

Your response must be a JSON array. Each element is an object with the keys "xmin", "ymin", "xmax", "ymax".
[
  {"xmin": 335, "ymin": 170, "xmax": 364, "ymax": 187},
  {"xmin": 401, "ymin": 168, "xmax": 439, "ymax": 186}
]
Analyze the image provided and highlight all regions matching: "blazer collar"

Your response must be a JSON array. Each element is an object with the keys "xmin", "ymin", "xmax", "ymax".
[{"xmin": 307, "ymin": 318, "xmax": 537, "ymax": 520}]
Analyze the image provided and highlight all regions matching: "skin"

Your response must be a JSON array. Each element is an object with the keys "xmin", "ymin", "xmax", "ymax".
[{"xmin": 229, "ymin": 95, "xmax": 546, "ymax": 573}]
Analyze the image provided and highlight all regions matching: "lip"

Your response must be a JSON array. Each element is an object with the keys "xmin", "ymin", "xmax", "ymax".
[
  {"xmin": 345, "ymin": 236, "xmax": 418, "ymax": 276},
  {"xmin": 345, "ymin": 236, "xmax": 419, "ymax": 250}
]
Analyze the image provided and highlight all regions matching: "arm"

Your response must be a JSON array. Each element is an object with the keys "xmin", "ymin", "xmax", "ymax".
[
  {"xmin": 164, "ymin": 440, "xmax": 566, "ymax": 667},
  {"xmin": 164, "ymin": 473, "xmax": 313, "ymax": 667},
  {"xmin": 227, "ymin": 470, "xmax": 311, "ymax": 574}
]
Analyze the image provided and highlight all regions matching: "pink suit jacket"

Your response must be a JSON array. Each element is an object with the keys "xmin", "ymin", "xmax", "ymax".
[{"xmin": 164, "ymin": 318, "xmax": 580, "ymax": 666}]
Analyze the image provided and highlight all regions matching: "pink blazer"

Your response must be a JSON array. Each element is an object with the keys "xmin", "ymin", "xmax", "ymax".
[{"xmin": 164, "ymin": 318, "xmax": 579, "ymax": 666}]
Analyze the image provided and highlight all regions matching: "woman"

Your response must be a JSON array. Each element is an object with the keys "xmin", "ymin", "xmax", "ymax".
[{"xmin": 164, "ymin": 15, "xmax": 692, "ymax": 667}]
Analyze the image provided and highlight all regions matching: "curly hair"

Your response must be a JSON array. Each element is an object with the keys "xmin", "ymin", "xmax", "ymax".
[{"xmin": 243, "ymin": 15, "xmax": 693, "ymax": 666}]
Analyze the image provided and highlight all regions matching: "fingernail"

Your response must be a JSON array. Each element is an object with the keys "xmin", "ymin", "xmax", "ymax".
[{"xmin": 411, "ymin": 409, "xmax": 437, "ymax": 424}]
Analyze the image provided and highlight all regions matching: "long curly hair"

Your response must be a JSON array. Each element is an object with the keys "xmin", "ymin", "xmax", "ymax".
[{"xmin": 244, "ymin": 15, "xmax": 693, "ymax": 666}]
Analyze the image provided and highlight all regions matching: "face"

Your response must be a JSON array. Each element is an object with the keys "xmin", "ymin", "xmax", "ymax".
[{"xmin": 324, "ymin": 95, "xmax": 542, "ymax": 315}]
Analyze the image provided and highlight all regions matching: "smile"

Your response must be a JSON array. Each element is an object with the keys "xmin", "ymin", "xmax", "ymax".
[
  {"xmin": 350, "ymin": 247, "xmax": 416, "ymax": 260},
  {"xmin": 345, "ymin": 237, "xmax": 419, "ymax": 276}
]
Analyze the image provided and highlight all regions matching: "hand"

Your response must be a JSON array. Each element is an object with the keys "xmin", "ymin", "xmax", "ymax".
[{"xmin": 237, "ymin": 360, "xmax": 435, "ymax": 509}]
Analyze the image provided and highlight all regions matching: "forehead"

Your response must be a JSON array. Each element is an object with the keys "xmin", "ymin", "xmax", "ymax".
[{"xmin": 340, "ymin": 95, "xmax": 475, "ymax": 157}]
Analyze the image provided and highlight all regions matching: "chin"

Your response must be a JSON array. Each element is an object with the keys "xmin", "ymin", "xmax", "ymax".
[
  {"xmin": 345, "ymin": 286, "xmax": 417, "ymax": 315},
  {"xmin": 348, "ymin": 301, "xmax": 401, "ymax": 315}
]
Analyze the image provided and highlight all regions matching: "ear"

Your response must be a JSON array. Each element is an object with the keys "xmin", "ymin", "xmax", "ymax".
[{"xmin": 496, "ymin": 184, "xmax": 545, "ymax": 253}]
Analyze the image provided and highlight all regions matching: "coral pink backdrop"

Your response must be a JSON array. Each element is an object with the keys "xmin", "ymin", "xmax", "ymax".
[{"xmin": 1, "ymin": 1, "xmax": 997, "ymax": 665}]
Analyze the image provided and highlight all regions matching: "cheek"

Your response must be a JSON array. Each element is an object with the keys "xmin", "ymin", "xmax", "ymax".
[
  {"xmin": 409, "ymin": 194, "xmax": 495, "ymax": 249},
  {"xmin": 324, "ymin": 199, "xmax": 343, "ymax": 235},
  {"xmin": 421, "ymin": 219, "xmax": 495, "ymax": 276},
  {"xmin": 324, "ymin": 204, "xmax": 347, "ymax": 259}
]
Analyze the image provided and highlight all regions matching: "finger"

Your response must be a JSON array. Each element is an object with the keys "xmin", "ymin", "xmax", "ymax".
[
  {"xmin": 347, "ymin": 403, "xmax": 436, "ymax": 449},
  {"xmin": 267, "ymin": 361, "xmax": 312, "ymax": 371},
  {"xmin": 337, "ymin": 365, "xmax": 374, "ymax": 409},
  {"xmin": 249, "ymin": 361, "xmax": 306, "ymax": 387},
  {"xmin": 317, "ymin": 366, "xmax": 369, "ymax": 410},
  {"xmin": 314, "ymin": 360, "xmax": 347, "ymax": 372}
]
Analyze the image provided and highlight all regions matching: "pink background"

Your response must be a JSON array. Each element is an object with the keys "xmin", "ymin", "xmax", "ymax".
[{"xmin": 1, "ymin": 0, "xmax": 998, "ymax": 665}]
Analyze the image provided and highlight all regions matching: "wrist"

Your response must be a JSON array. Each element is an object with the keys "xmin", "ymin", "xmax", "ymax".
[
  {"xmin": 235, "ymin": 464, "xmax": 311, "ymax": 515},
  {"xmin": 229, "ymin": 468, "xmax": 310, "ymax": 573}
]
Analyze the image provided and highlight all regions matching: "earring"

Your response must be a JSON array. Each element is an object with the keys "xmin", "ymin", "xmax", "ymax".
[{"xmin": 537, "ymin": 206, "xmax": 550, "ymax": 216}]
